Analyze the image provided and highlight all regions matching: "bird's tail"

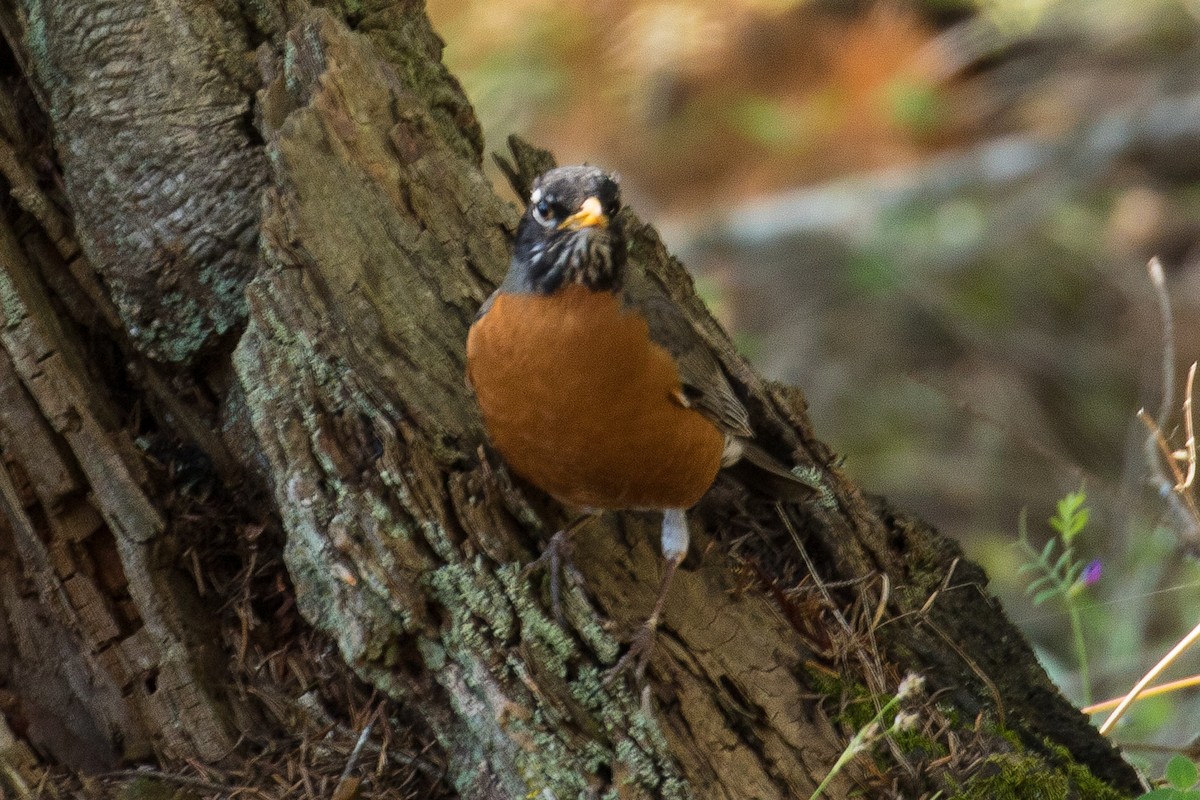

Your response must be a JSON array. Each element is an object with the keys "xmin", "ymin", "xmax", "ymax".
[{"xmin": 725, "ymin": 439, "xmax": 823, "ymax": 502}]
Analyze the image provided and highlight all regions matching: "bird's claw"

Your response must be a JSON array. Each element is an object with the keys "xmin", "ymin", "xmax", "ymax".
[
  {"xmin": 603, "ymin": 550, "xmax": 682, "ymax": 686},
  {"xmin": 521, "ymin": 528, "xmax": 579, "ymax": 625},
  {"xmin": 603, "ymin": 613, "xmax": 662, "ymax": 686}
]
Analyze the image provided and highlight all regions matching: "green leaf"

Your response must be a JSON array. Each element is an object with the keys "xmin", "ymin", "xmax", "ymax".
[
  {"xmin": 1040, "ymin": 538, "xmax": 1057, "ymax": 563},
  {"xmin": 1053, "ymin": 493, "xmax": 1077, "ymax": 522},
  {"xmin": 1167, "ymin": 755, "xmax": 1198, "ymax": 790},
  {"xmin": 1050, "ymin": 490, "xmax": 1090, "ymax": 544},
  {"xmin": 1136, "ymin": 788, "xmax": 1183, "ymax": 800},
  {"xmin": 1060, "ymin": 490, "xmax": 1085, "ymax": 516},
  {"xmin": 729, "ymin": 96, "xmax": 804, "ymax": 149},
  {"xmin": 1052, "ymin": 546, "xmax": 1075, "ymax": 576},
  {"xmin": 1032, "ymin": 587, "xmax": 1060, "ymax": 606},
  {"xmin": 1064, "ymin": 507, "xmax": 1090, "ymax": 544},
  {"xmin": 1024, "ymin": 576, "xmax": 1053, "ymax": 596}
]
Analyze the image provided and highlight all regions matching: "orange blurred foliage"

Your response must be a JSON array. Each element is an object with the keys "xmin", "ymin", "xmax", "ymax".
[{"xmin": 428, "ymin": 1, "xmax": 969, "ymax": 211}]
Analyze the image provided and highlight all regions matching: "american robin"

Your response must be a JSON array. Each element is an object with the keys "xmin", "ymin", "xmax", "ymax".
[{"xmin": 466, "ymin": 165, "xmax": 817, "ymax": 675}]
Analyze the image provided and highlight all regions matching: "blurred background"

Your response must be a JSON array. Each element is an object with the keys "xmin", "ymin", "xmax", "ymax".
[{"xmin": 428, "ymin": 0, "xmax": 1200, "ymax": 767}]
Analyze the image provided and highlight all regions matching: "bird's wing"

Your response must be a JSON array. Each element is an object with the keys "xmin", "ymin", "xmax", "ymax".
[
  {"xmin": 624, "ymin": 277, "xmax": 822, "ymax": 500},
  {"xmin": 623, "ymin": 275, "xmax": 754, "ymax": 439}
]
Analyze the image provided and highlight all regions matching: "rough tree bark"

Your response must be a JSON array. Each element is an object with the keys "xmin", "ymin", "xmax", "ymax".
[{"xmin": 0, "ymin": 1, "xmax": 1142, "ymax": 798}]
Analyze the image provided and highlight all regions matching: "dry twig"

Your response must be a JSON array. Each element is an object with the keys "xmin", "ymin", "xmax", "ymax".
[{"xmin": 1099, "ymin": 619, "xmax": 1200, "ymax": 735}]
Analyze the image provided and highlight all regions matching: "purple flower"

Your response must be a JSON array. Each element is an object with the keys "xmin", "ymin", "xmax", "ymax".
[{"xmin": 1081, "ymin": 559, "xmax": 1102, "ymax": 586}]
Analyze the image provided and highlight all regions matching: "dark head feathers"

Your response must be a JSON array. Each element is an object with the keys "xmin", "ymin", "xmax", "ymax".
[{"xmin": 504, "ymin": 165, "xmax": 625, "ymax": 295}]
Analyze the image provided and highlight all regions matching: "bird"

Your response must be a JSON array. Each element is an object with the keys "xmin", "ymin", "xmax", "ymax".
[{"xmin": 466, "ymin": 164, "xmax": 817, "ymax": 677}]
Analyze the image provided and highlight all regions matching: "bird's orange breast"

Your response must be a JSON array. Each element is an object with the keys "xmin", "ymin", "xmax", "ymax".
[{"xmin": 466, "ymin": 285, "xmax": 724, "ymax": 510}]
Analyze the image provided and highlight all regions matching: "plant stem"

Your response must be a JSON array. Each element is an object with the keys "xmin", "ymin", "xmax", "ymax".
[
  {"xmin": 1068, "ymin": 602, "xmax": 1091, "ymax": 706},
  {"xmin": 808, "ymin": 695, "xmax": 902, "ymax": 800}
]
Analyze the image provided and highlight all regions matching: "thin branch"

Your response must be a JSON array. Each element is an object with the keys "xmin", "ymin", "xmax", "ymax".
[
  {"xmin": 1148, "ymin": 257, "xmax": 1175, "ymax": 432},
  {"xmin": 1178, "ymin": 362, "xmax": 1196, "ymax": 491},
  {"xmin": 1138, "ymin": 408, "xmax": 1200, "ymax": 526},
  {"xmin": 1081, "ymin": 672, "xmax": 1200, "ymax": 715},
  {"xmin": 1099, "ymin": 619, "xmax": 1200, "ymax": 735},
  {"xmin": 332, "ymin": 704, "xmax": 381, "ymax": 798}
]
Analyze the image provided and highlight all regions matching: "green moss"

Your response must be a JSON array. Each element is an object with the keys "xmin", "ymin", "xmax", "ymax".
[
  {"xmin": 1064, "ymin": 758, "xmax": 1128, "ymax": 800},
  {"xmin": 805, "ymin": 666, "xmax": 847, "ymax": 699},
  {"xmin": 844, "ymin": 686, "xmax": 894, "ymax": 730},
  {"xmin": 803, "ymin": 667, "xmax": 875, "ymax": 729},
  {"xmin": 1047, "ymin": 741, "xmax": 1131, "ymax": 800},
  {"xmin": 946, "ymin": 748, "xmax": 1128, "ymax": 800},
  {"xmin": 890, "ymin": 725, "xmax": 948, "ymax": 759},
  {"xmin": 951, "ymin": 754, "xmax": 1069, "ymax": 799},
  {"xmin": 996, "ymin": 724, "xmax": 1024, "ymax": 750}
]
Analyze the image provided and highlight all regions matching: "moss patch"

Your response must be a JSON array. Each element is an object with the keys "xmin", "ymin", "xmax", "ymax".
[{"xmin": 949, "ymin": 752, "xmax": 1129, "ymax": 800}]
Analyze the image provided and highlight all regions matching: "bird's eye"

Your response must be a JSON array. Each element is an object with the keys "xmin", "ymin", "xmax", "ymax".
[{"xmin": 532, "ymin": 198, "xmax": 555, "ymax": 227}]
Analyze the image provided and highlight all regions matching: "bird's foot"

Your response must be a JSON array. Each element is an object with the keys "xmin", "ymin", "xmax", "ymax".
[
  {"xmin": 603, "ymin": 550, "xmax": 683, "ymax": 686},
  {"xmin": 603, "ymin": 612, "xmax": 663, "ymax": 686},
  {"xmin": 521, "ymin": 527, "xmax": 583, "ymax": 625}
]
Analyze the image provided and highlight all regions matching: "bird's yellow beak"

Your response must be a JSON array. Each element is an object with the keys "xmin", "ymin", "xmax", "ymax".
[{"xmin": 558, "ymin": 196, "xmax": 608, "ymax": 230}]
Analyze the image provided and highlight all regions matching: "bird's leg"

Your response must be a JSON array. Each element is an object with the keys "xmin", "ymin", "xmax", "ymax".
[
  {"xmin": 605, "ymin": 508, "xmax": 688, "ymax": 683},
  {"xmin": 522, "ymin": 511, "xmax": 599, "ymax": 624}
]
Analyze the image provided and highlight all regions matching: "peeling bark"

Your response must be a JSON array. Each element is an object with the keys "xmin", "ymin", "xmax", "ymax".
[
  {"xmin": 0, "ymin": 2, "xmax": 1142, "ymax": 798},
  {"xmin": 0, "ymin": 194, "xmax": 236, "ymax": 766}
]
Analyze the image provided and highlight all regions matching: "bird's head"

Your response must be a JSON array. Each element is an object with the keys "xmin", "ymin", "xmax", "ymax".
[{"xmin": 506, "ymin": 165, "xmax": 625, "ymax": 294}]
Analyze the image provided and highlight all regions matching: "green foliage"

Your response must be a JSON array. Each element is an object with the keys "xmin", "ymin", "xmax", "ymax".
[
  {"xmin": 1135, "ymin": 755, "xmax": 1200, "ymax": 799},
  {"xmin": 1167, "ymin": 755, "xmax": 1199, "ymax": 789},
  {"xmin": 846, "ymin": 251, "xmax": 901, "ymax": 295},
  {"xmin": 808, "ymin": 675, "xmax": 925, "ymax": 800},
  {"xmin": 1016, "ymin": 489, "xmax": 1097, "ymax": 703},
  {"xmin": 1017, "ymin": 491, "xmax": 1091, "ymax": 607},
  {"xmin": 1050, "ymin": 490, "xmax": 1090, "ymax": 545}
]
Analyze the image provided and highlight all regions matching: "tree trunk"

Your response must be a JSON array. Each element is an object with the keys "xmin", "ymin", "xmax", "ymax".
[{"xmin": 0, "ymin": 2, "xmax": 1141, "ymax": 798}]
